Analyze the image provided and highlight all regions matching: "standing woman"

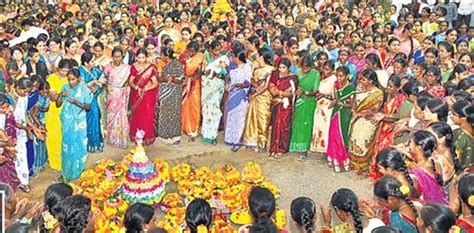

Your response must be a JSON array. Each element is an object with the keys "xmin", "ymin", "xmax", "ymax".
[
  {"xmin": 7, "ymin": 78, "xmax": 33, "ymax": 192},
  {"xmin": 56, "ymin": 68, "xmax": 92, "ymax": 182},
  {"xmin": 268, "ymin": 58, "xmax": 298, "ymax": 159},
  {"xmin": 156, "ymin": 47, "xmax": 184, "ymax": 146},
  {"xmin": 79, "ymin": 52, "xmax": 104, "ymax": 153},
  {"xmin": 201, "ymin": 41, "xmax": 227, "ymax": 145},
  {"xmin": 289, "ymin": 55, "xmax": 320, "ymax": 161},
  {"xmin": 242, "ymin": 48, "xmax": 274, "ymax": 152},
  {"xmin": 103, "ymin": 47, "xmax": 130, "ymax": 149},
  {"xmin": 129, "ymin": 48, "xmax": 159, "ymax": 145},
  {"xmin": 383, "ymin": 38, "xmax": 401, "ymax": 75},
  {"xmin": 349, "ymin": 69, "xmax": 384, "ymax": 175},
  {"xmin": 326, "ymin": 66, "xmax": 356, "ymax": 172},
  {"xmin": 45, "ymin": 59, "xmax": 71, "ymax": 171},
  {"xmin": 451, "ymin": 100, "xmax": 473, "ymax": 170},
  {"xmin": 45, "ymin": 37, "xmax": 63, "ymax": 72},
  {"xmin": 438, "ymin": 42, "xmax": 456, "ymax": 83},
  {"xmin": 63, "ymin": 39, "xmax": 81, "ymax": 64},
  {"xmin": 224, "ymin": 46, "xmax": 252, "ymax": 152},
  {"xmin": 310, "ymin": 61, "xmax": 337, "ymax": 154},
  {"xmin": 181, "ymin": 41, "xmax": 204, "ymax": 141}
]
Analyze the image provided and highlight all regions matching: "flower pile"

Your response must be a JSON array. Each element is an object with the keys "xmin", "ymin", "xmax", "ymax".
[{"xmin": 69, "ymin": 153, "xmax": 286, "ymax": 232}]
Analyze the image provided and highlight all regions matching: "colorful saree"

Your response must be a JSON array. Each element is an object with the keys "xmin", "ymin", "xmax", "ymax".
[
  {"xmin": 327, "ymin": 82, "xmax": 356, "ymax": 172},
  {"xmin": 182, "ymin": 52, "xmax": 204, "ymax": 137},
  {"xmin": 349, "ymin": 88, "xmax": 384, "ymax": 172},
  {"xmin": 79, "ymin": 66, "xmax": 104, "ymax": 153},
  {"xmin": 104, "ymin": 63, "xmax": 130, "ymax": 148},
  {"xmin": 410, "ymin": 167, "xmax": 448, "ymax": 205},
  {"xmin": 8, "ymin": 92, "xmax": 29, "ymax": 186},
  {"xmin": 389, "ymin": 212, "xmax": 417, "ymax": 233},
  {"xmin": 289, "ymin": 69, "xmax": 320, "ymax": 152},
  {"xmin": 0, "ymin": 111, "xmax": 20, "ymax": 189},
  {"xmin": 60, "ymin": 82, "xmax": 92, "ymax": 181},
  {"xmin": 242, "ymin": 65, "xmax": 273, "ymax": 148},
  {"xmin": 269, "ymin": 71, "xmax": 298, "ymax": 154},
  {"xmin": 33, "ymin": 95, "xmax": 49, "ymax": 173},
  {"xmin": 45, "ymin": 73, "xmax": 68, "ymax": 171},
  {"xmin": 201, "ymin": 53, "xmax": 227, "ymax": 143},
  {"xmin": 129, "ymin": 64, "xmax": 158, "ymax": 145},
  {"xmin": 156, "ymin": 59, "xmax": 184, "ymax": 144},
  {"xmin": 224, "ymin": 63, "xmax": 252, "ymax": 146},
  {"xmin": 310, "ymin": 75, "xmax": 337, "ymax": 153}
]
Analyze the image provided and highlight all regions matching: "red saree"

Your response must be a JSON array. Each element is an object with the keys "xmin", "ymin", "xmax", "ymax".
[
  {"xmin": 129, "ymin": 64, "xmax": 158, "ymax": 145},
  {"xmin": 269, "ymin": 71, "xmax": 298, "ymax": 154}
]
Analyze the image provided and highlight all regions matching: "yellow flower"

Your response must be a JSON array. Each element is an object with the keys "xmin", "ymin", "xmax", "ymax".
[
  {"xmin": 468, "ymin": 195, "xmax": 474, "ymax": 206},
  {"xmin": 399, "ymin": 185, "xmax": 410, "ymax": 195}
]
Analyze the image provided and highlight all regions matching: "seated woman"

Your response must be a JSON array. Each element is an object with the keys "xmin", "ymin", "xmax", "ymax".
[
  {"xmin": 185, "ymin": 198, "xmax": 212, "ymax": 233},
  {"xmin": 290, "ymin": 197, "xmax": 317, "ymax": 233},
  {"xmin": 40, "ymin": 183, "xmax": 73, "ymax": 232},
  {"xmin": 417, "ymin": 203, "xmax": 456, "ymax": 232},
  {"xmin": 124, "ymin": 202, "xmax": 155, "ymax": 233}
]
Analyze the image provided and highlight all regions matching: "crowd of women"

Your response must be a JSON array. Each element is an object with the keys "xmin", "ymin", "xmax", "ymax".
[{"xmin": 0, "ymin": 0, "xmax": 473, "ymax": 231}]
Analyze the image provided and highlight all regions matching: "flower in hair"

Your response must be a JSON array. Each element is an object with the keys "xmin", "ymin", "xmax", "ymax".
[
  {"xmin": 449, "ymin": 225, "xmax": 461, "ymax": 233},
  {"xmin": 197, "ymin": 225, "xmax": 208, "ymax": 233},
  {"xmin": 468, "ymin": 195, "xmax": 474, "ymax": 206},
  {"xmin": 399, "ymin": 185, "xmax": 410, "ymax": 195}
]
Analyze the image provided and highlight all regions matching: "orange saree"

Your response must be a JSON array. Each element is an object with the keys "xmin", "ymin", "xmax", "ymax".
[{"xmin": 181, "ymin": 52, "xmax": 205, "ymax": 137}]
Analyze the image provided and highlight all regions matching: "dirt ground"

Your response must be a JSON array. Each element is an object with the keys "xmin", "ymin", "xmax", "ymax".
[{"xmin": 20, "ymin": 133, "xmax": 374, "ymax": 231}]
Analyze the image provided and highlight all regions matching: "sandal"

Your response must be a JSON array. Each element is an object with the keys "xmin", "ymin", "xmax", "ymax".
[
  {"xmin": 272, "ymin": 153, "xmax": 284, "ymax": 159},
  {"xmin": 298, "ymin": 153, "xmax": 307, "ymax": 162}
]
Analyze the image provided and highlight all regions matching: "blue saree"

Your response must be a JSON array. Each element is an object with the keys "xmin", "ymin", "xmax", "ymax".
[{"xmin": 27, "ymin": 90, "xmax": 39, "ymax": 175}]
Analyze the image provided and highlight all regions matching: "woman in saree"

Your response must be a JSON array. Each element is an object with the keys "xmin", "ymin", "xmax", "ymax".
[
  {"xmin": 103, "ymin": 47, "xmax": 130, "ymax": 149},
  {"xmin": 289, "ymin": 55, "xmax": 320, "ymax": 161},
  {"xmin": 45, "ymin": 59, "xmax": 71, "ymax": 171},
  {"xmin": 310, "ymin": 60, "xmax": 337, "ymax": 154},
  {"xmin": 129, "ymin": 48, "xmax": 159, "ymax": 146},
  {"xmin": 224, "ymin": 46, "xmax": 252, "ymax": 152},
  {"xmin": 57, "ymin": 68, "xmax": 92, "ymax": 182},
  {"xmin": 156, "ymin": 47, "xmax": 184, "ymax": 146},
  {"xmin": 326, "ymin": 66, "xmax": 356, "ymax": 172},
  {"xmin": 181, "ymin": 41, "xmax": 204, "ymax": 141},
  {"xmin": 201, "ymin": 40, "xmax": 227, "ymax": 145},
  {"xmin": 349, "ymin": 69, "xmax": 384, "ymax": 175},
  {"xmin": 79, "ymin": 52, "xmax": 104, "ymax": 153},
  {"xmin": 242, "ymin": 48, "xmax": 274, "ymax": 152},
  {"xmin": 0, "ymin": 93, "xmax": 20, "ymax": 190},
  {"xmin": 268, "ymin": 58, "xmax": 298, "ymax": 159},
  {"xmin": 347, "ymin": 42, "xmax": 367, "ymax": 73},
  {"xmin": 369, "ymin": 75, "xmax": 407, "ymax": 179}
]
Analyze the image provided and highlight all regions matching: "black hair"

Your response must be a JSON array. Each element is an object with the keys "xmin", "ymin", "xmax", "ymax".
[
  {"xmin": 67, "ymin": 68, "xmax": 80, "ymax": 79},
  {"xmin": 438, "ymin": 41, "xmax": 455, "ymax": 58},
  {"xmin": 452, "ymin": 99, "xmax": 474, "ymax": 124},
  {"xmin": 300, "ymin": 55, "xmax": 313, "ymax": 68},
  {"xmin": 124, "ymin": 203, "xmax": 154, "ymax": 233},
  {"xmin": 412, "ymin": 130, "xmax": 443, "ymax": 186},
  {"xmin": 290, "ymin": 197, "xmax": 316, "ymax": 233},
  {"xmin": 185, "ymin": 198, "xmax": 212, "ymax": 233},
  {"xmin": 279, "ymin": 57, "xmax": 292, "ymax": 70},
  {"xmin": 249, "ymin": 187, "xmax": 278, "ymax": 233},
  {"xmin": 449, "ymin": 64, "xmax": 468, "ymax": 81},
  {"xmin": 47, "ymin": 37, "xmax": 62, "ymax": 47},
  {"xmin": 64, "ymin": 38, "xmax": 76, "ymax": 51},
  {"xmin": 376, "ymin": 148, "xmax": 419, "ymax": 197},
  {"xmin": 93, "ymin": 41, "xmax": 104, "ymax": 50},
  {"xmin": 374, "ymin": 176, "xmax": 418, "ymax": 221},
  {"xmin": 187, "ymin": 40, "xmax": 200, "ymax": 52},
  {"xmin": 388, "ymin": 74, "xmax": 402, "ymax": 88},
  {"xmin": 371, "ymin": 226, "xmax": 401, "ymax": 233},
  {"xmin": 336, "ymin": 65, "xmax": 350, "ymax": 76},
  {"xmin": 248, "ymin": 35, "xmax": 261, "ymax": 49},
  {"xmin": 361, "ymin": 69, "xmax": 380, "ymax": 88},
  {"xmin": 136, "ymin": 47, "xmax": 148, "ymax": 57},
  {"xmin": 257, "ymin": 48, "xmax": 273, "ymax": 66},
  {"xmin": 458, "ymin": 78, "xmax": 473, "ymax": 92},
  {"xmin": 330, "ymin": 189, "xmax": 362, "ymax": 232},
  {"xmin": 426, "ymin": 65, "xmax": 441, "ymax": 82},
  {"xmin": 44, "ymin": 183, "xmax": 73, "ymax": 217},
  {"xmin": 57, "ymin": 195, "xmax": 91, "ymax": 233},
  {"xmin": 416, "ymin": 91, "xmax": 434, "ymax": 110},
  {"xmin": 458, "ymin": 173, "xmax": 474, "ymax": 214},
  {"xmin": 365, "ymin": 53, "xmax": 383, "ymax": 70},
  {"xmin": 429, "ymin": 121, "xmax": 461, "ymax": 172},
  {"xmin": 144, "ymin": 38, "xmax": 156, "ymax": 48},
  {"xmin": 426, "ymin": 99, "xmax": 449, "ymax": 122},
  {"xmin": 162, "ymin": 47, "xmax": 175, "ymax": 59},
  {"xmin": 112, "ymin": 47, "xmax": 123, "ymax": 57},
  {"xmin": 425, "ymin": 47, "xmax": 439, "ymax": 59},
  {"xmin": 233, "ymin": 46, "xmax": 247, "ymax": 64},
  {"xmin": 27, "ymin": 47, "xmax": 39, "ymax": 58},
  {"xmin": 80, "ymin": 51, "xmax": 94, "ymax": 66},
  {"xmin": 16, "ymin": 77, "xmax": 33, "ymax": 90},
  {"xmin": 420, "ymin": 203, "xmax": 456, "ymax": 232},
  {"xmin": 58, "ymin": 59, "xmax": 72, "ymax": 70}
]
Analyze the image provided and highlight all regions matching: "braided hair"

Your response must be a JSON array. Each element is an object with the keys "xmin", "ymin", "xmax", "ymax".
[
  {"xmin": 458, "ymin": 173, "xmax": 474, "ymax": 215},
  {"xmin": 249, "ymin": 187, "xmax": 278, "ymax": 233},
  {"xmin": 412, "ymin": 130, "xmax": 443, "ymax": 186},
  {"xmin": 374, "ymin": 176, "xmax": 418, "ymax": 222},
  {"xmin": 376, "ymin": 148, "xmax": 419, "ymax": 198},
  {"xmin": 290, "ymin": 197, "xmax": 316, "ymax": 233},
  {"xmin": 330, "ymin": 189, "xmax": 363, "ymax": 233}
]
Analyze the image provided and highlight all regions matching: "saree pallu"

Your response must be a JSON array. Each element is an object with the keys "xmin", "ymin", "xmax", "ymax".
[
  {"xmin": 182, "ymin": 53, "xmax": 204, "ymax": 137},
  {"xmin": 269, "ymin": 72, "xmax": 298, "ymax": 154},
  {"xmin": 310, "ymin": 75, "xmax": 337, "ymax": 153},
  {"xmin": 129, "ymin": 64, "xmax": 158, "ymax": 145},
  {"xmin": 389, "ymin": 212, "xmax": 417, "ymax": 233},
  {"xmin": 0, "ymin": 112, "xmax": 20, "ymax": 189},
  {"xmin": 156, "ymin": 59, "xmax": 184, "ymax": 144},
  {"xmin": 224, "ymin": 63, "xmax": 252, "ymax": 146},
  {"xmin": 410, "ymin": 167, "xmax": 448, "ymax": 205},
  {"xmin": 289, "ymin": 69, "xmax": 320, "ymax": 152},
  {"xmin": 349, "ymin": 88, "xmax": 384, "ymax": 172},
  {"xmin": 12, "ymin": 94, "xmax": 29, "ymax": 185},
  {"xmin": 60, "ymin": 82, "xmax": 92, "ymax": 181},
  {"xmin": 370, "ymin": 94, "xmax": 406, "ymax": 180},
  {"xmin": 45, "ymin": 73, "xmax": 68, "ymax": 171},
  {"xmin": 201, "ymin": 75, "xmax": 225, "ymax": 143},
  {"xmin": 33, "ymin": 96, "xmax": 50, "ymax": 173},
  {"xmin": 104, "ymin": 64, "xmax": 130, "ymax": 148},
  {"xmin": 26, "ymin": 90, "xmax": 39, "ymax": 176},
  {"xmin": 242, "ymin": 65, "xmax": 274, "ymax": 148},
  {"xmin": 80, "ymin": 66, "xmax": 104, "ymax": 153},
  {"xmin": 327, "ymin": 83, "xmax": 356, "ymax": 172}
]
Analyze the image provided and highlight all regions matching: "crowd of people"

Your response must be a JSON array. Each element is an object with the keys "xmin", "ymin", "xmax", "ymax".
[{"xmin": 0, "ymin": 0, "xmax": 473, "ymax": 232}]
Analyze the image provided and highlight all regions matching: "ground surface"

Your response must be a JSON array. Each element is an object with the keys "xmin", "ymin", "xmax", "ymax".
[{"xmin": 20, "ymin": 133, "xmax": 373, "ymax": 231}]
